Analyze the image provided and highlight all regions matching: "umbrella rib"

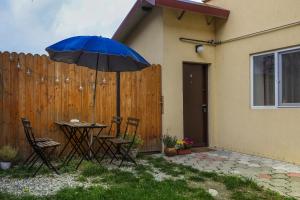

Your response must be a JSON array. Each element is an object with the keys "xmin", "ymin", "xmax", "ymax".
[{"xmin": 76, "ymin": 51, "xmax": 84, "ymax": 64}]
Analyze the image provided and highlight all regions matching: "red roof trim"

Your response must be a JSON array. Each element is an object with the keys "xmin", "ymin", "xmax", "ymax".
[
  {"xmin": 112, "ymin": 0, "xmax": 230, "ymax": 41},
  {"xmin": 156, "ymin": 0, "xmax": 229, "ymax": 19}
]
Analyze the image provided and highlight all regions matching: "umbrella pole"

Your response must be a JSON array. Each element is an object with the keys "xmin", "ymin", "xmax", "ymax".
[
  {"xmin": 116, "ymin": 71, "xmax": 121, "ymax": 137},
  {"xmin": 92, "ymin": 55, "xmax": 100, "ymax": 125}
]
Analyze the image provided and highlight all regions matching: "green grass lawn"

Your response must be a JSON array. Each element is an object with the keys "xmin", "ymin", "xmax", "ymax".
[{"xmin": 0, "ymin": 155, "xmax": 296, "ymax": 200}]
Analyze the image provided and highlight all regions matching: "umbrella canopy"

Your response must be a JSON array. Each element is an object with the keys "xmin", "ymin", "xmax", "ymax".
[
  {"xmin": 46, "ymin": 36, "xmax": 150, "ymax": 71},
  {"xmin": 46, "ymin": 36, "xmax": 150, "ymax": 131}
]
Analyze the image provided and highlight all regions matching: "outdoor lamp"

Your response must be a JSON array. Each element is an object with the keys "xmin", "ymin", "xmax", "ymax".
[{"xmin": 195, "ymin": 44, "xmax": 204, "ymax": 53}]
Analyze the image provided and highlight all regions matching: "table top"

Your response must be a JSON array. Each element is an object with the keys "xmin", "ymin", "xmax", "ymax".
[{"xmin": 55, "ymin": 121, "xmax": 108, "ymax": 128}]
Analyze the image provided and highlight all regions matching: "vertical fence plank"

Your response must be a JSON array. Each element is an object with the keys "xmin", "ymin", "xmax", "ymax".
[
  {"xmin": 54, "ymin": 62, "xmax": 63, "ymax": 144},
  {"xmin": 40, "ymin": 55, "xmax": 48, "ymax": 139},
  {"xmin": 2, "ymin": 52, "xmax": 11, "ymax": 146},
  {"xmin": 32, "ymin": 55, "xmax": 41, "ymax": 139},
  {"xmin": 0, "ymin": 52, "xmax": 4, "ymax": 147},
  {"xmin": 47, "ymin": 57, "xmax": 55, "ymax": 140},
  {"xmin": 81, "ymin": 67, "xmax": 89, "ymax": 122},
  {"xmin": 61, "ymin": 62, "xmax": 69, "ymax": 122},
  {"xmin": 18, "ymin": 53, "xmax": 26, "ymax": 154},
  {"xmin": 9, "ymin": 53, "xmax": 19, "ymax": 147}
]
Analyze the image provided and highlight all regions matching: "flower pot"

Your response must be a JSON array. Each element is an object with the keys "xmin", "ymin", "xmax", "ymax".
[
  {"xmin": 177, "ymin": 149, "xmax": 192, "ymax": 155},
  {"xmin": 130, "ymin": 148, "xmax": 138, "ymax": 158},
  {"xmin": 164, "ymin": 147, "xmax": 177, "ymax": 157},
  {"xmin": 0, "ymin": 161, "xmax": 12, "ymax": 170}
]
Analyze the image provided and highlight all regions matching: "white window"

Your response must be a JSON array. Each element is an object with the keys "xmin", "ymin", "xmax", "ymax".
[{"xmin": 251, "ymin": 47, "xmax": 300, "ymax": 108}]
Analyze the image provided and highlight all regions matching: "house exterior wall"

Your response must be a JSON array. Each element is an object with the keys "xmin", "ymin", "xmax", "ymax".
[
  {"xmin": 122, "ymin": 0, "xmax": 300, "ymax": 164},
  {"xmin": 161, "ymin": 8, "xmax": 216, "ymax": 142},
  {"xmin": 124, "ymin": 8, "xmax": 164, "ymax": 65},
  {"xmin": 208, "ymin": 0, "xmax": 300, "ymax": 163},
  {"xmin": 124, "ymin": 7, "xmax": 216, "ymax": 144}
]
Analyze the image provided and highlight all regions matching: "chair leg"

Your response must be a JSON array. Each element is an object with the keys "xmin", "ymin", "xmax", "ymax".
[
  {"xmin": 64, "ymin": 148, "xmax": 77, "ymax": 166},
  {"xmin": 110, "ymin": 143, "xmax": 120, "ymax": 164},
  {"xmin": 33, "ymin": 147, "xmax": 60, "ymax": 176},
  {"xmin": 94, "ymin": 138, "xmax": 105, "ymax": 156},
  {"xmin": 28, "ymin": 154, "xmax": 39, "ymax": 169},
  {"xmin": 58, "ymin": 137, "xmax": 72, "ymax": 158},
  {"xmin": 45, "ymin": 147, "xmax": 60, "ymax": 175},
  {"xmin": 24, "ymin": 152, "xmax": 35, "ymax": 166},
  {"xmin": 119, "ymin": 146, "xmax": 137, "ymax": 168},
  {"xmin": 33, "ymin": 162, "xmax": 44, "ymax": 177},
  {"xmin": 100, "ymin": 142, "xmax": 111, "ymax": 162},
  {"xmin": 27, "ymin": 154, "xmax": 39, "ymax": 166},
  {"xmin": 103, "ymin": 140, "xmax": 116, "ymax": 159}
]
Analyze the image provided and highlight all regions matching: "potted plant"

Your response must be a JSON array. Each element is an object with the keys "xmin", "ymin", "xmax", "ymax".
[
  {"xmin": 125, "ymin": 134, "xmax": 143, "ymax": 158},
  {"xmin": 175, "ymin": 138, "xmax": 193, "ymax": 155},
  {"xmin": 162, "ymin": 135, "xmax": 177, "ymax": 157},
  {"xmin": 0, "ymin": 145, "xmax": 18, "ymax": 170}
]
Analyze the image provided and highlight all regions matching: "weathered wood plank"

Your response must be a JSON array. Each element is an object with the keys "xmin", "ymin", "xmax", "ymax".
[
  {"xmin": 40, "ymin": 55, "xmax": 48, "ymax": 139},
  {"xmin": 2, "ymin": 52, "xmax": 11, "ymax": 146},
  {"xmin": 47, "ymin": 57, "xmax": 55, "ymax": 140},
  {"xmin": 0, "ymin": 52, "xmax": 4, "ymax": 147},
  {"xmin": 17, "ymin": 53, "xmax": 27, "ymax": 154}
]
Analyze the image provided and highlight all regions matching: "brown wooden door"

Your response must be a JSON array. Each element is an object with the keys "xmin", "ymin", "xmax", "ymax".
[{"xmin": 183, "ymin": 63, "xmax": 208, "ymax": 147}]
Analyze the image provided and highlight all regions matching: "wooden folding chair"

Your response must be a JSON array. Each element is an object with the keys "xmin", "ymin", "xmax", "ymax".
[
  {"xmin": 104, "ymin": 117, "xmax": 139, "ymax": 167},
  {"xmin": 21, "ymin": 118, "xmax": 60, "ymax": 176},
  {"xmin": 93, "ymin": 116, "xmax": 122, "ymax": 157},
  {"xmin": 23, "ymin": 137, "xmax": 53, "ymax": 167}
]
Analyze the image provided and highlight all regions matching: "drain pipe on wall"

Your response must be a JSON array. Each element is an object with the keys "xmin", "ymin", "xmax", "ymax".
[{"xmin": 179, "ymin": 20, "xmax": 300, "ymax": 46}]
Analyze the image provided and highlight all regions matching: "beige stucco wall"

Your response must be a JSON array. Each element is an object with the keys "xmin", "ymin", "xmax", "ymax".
[
  {"xmin": 208, "ymin": 0, "xmax": 300, "ymax": 164},
  {"xmin": 124, "ymin": 8, "xmax": 164, "ymax": 65},
  {"xmin": 124, "ymin": 7, "xmax": 216, "ymax": 143},
  {"xmin": 162, "ymin": 8, "xmax": 216, "ymax": 142}
]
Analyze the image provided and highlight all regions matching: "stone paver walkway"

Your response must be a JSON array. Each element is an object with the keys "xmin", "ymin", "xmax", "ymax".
[{"xmin": 164, "ymin": 150, "xmax": 300, "ymax": 199}]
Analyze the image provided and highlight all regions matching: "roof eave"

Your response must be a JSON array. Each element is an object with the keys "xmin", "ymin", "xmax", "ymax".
[
  {"xmin": 155, "ymin": 0, "xmax": 229, "ymax": 19},
  {"xmin": 112, "ymin": 0, "xmax": 230, "ymax": 41}
]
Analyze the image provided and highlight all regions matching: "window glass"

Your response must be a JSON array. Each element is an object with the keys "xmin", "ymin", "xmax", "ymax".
[
  {"xmin": 281, "ymin": 50, "xmax": 300, "ymax": 104},
  {"xmin": 253, "ymin": 54, "xmax": 275, "ymax": 106}
]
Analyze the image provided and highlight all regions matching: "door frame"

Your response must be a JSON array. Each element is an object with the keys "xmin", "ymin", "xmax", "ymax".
[{"xmin": 182, "ymin": 61, "xmax": 210, "ymax": 147}]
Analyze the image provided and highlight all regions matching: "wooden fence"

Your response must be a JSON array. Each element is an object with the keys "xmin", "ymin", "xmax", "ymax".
[{"xmin": 0, "ymin": 52, "xmax": 162, "ymax": 157}]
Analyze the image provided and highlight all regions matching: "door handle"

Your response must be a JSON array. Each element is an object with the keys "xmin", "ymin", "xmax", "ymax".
[{"xmin": 202, "ymin": 104, "xmax": 207, "ymax": 113}]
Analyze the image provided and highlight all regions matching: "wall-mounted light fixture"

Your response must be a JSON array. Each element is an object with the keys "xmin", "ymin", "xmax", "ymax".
[{"xmin": 195, "ymin": 44, "xmax": 204, "ymax": 53}]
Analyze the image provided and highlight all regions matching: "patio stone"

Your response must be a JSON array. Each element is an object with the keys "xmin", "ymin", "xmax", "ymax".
[
  {"xmin": 167, "ymin": 149, "xmax": 300, "ymax": 199},
  {"xmin": 270, "ymin": 179, "xmax": 289, "ymax": 188},
  {"xmin": 271, "ymin": 173, "xmax": 288, "ymax": 179},
  {"xmin": 288, "ymin": 172, "xmax": 300, "ymax": 178},
  {"xmin": 258, "ymin": 173, "xmax": 272, "ymax": 180}
]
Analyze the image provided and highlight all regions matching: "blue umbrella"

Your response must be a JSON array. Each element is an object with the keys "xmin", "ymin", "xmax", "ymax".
[{"xmin": 46, "ymin": 36, "xmax": 150, "ymax": 129}]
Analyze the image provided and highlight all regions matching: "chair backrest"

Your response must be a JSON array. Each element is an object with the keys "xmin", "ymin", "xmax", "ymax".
[
  {"xmin": 108, "ymin": 116, "xmax": 122, "ymax": 136},
  {"xmin": 123, "ymin": 117, "xmax": 140, "ymax": 142},
  {"xmin": 21, "ymin": 118, "xmax": 37, "ymax": 147}
]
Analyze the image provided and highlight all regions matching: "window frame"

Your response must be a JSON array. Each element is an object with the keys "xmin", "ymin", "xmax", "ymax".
[{"xmin": 251, "ymin": 46, "xmax": 300, "ymax": 109}]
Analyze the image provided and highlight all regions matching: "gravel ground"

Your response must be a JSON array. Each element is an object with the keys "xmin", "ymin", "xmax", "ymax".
[
  {"xmin": 0, "ymin": 159, "xmax": 166, "ymax": 197},
  {"xmin": 0, "ymin": 173, "xmax": 101, "ymax": 196}
]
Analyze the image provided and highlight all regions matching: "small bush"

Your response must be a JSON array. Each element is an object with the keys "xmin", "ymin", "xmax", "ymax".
[{"xmin": 0, "ymin": 146, "xmax": 18, "ymax": 162}]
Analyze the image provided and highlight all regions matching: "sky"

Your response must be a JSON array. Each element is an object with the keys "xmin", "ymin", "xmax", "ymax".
[{"xmin": 0, "ymin": 0, "xmax": 202, "ymax": 54}]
